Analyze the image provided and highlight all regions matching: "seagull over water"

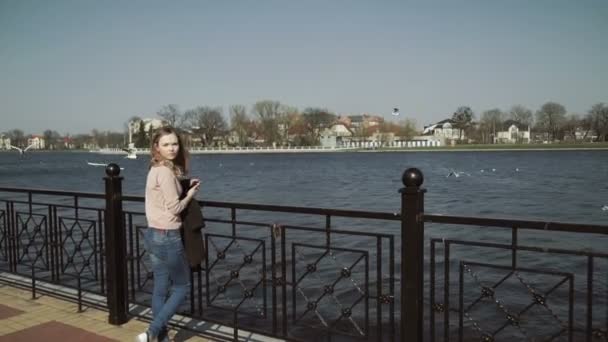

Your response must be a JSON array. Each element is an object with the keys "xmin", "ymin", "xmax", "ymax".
[
  {"xmin": 10, "ymin": 144, "xmax": 35, "ymax": 156},
  {"xmin": 87, "ymin": 161, "xmax": 124, "ymax": 170},
  {"xmin": 602, "ymin": 205, "xmax": 608, "ymax": 211},
  {"xmin": 446, "ymin": 170, "xmax": 470, "ymax": 178}
]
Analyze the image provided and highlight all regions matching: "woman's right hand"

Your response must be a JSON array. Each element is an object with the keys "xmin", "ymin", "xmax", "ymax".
[{"xmin": 187, "ymin": 181, "xmax": 201, "ymax": 198}]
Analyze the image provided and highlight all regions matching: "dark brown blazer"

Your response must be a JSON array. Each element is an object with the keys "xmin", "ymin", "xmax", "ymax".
[{"xmin": 180, "ymin": 199, "xmax": 206, "ymax": 268}]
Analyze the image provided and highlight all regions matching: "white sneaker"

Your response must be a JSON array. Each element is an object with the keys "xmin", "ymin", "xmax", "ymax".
[{"xmin": 135, "ymin": 331, "xmax": 158, "ymax": 342}]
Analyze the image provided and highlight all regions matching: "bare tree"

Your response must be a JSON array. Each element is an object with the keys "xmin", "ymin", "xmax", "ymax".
[
  {"xmin": 452, "ymin": 106, "xmax": 475, "ymax": 141},
  {"xmin": 479, "ymin": 109, "xmax": 505, "ymax": 144},
  {"xmin": 577, "ymin": 115, "xmax": 593, "ymax": 142},
  {"xmin": 535, "ymin": 102, "xmax": 566, "ymax": 141},
  {"xmin": 71, "ymin": 134, "xmax": 93, "ymax": 149},
  {"xmin": 301, "ymin": 107, "xmax": 336, "ymax": 145},
  {"xmin": 588, "ymin": 103, "xmax": 608, "ymax": 142},
  {"xmin": 379, "ymin": 119, "xmax": 417, "ymax": 140},
  {"xmin": 43, "ymin": 129, "xmax": 61, "ymax": 149},
  {"xmin": 7, "ymin": 129, "xmax": 26, "ymax": 147},
  {"xmin": 561, "ymin": 114, "xmax": 581, "ymax": 142},
  {"xmin": 157, "ymin": 104, "xmax": 182, "ymax": 128},
  {"xmin": 90, "ymin": 129, "xmax": 101, "ymax": 148},
  {"xmin": 136, "ymin": 122, "xmax": 148, "ymax": 148},
  {"xmin": 106, "ymin": 132, "xmax": 125, "ymax": 147},
  {"xmin": 279, "ymin": 106, "xmax": 300, "ymax": 145},
  {"xmin": 397, "ymin": 119, "xmax": 417, "ymax": 140},
  {"xmin": 230, "ymin": 105, "xmax": 251, "ymax": 146},
  {"xmin": 184, "ymin": 106, "xmax": 228, "ymax": 146},
  {"xmin": 253, "ymin": 100, "xmax": 282, "ymax": 145},
  {"xmin": 509, "ymin": 105, "xmax": 533, "ymax": 127},
  {"xmin": 43, "ymin": 130, "xmax": 55, "ymax": 150}
]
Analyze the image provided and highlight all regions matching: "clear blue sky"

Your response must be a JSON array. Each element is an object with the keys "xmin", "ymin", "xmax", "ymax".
[{"xmin": 1, "ymin": 0, "xmax": 606, "ymax": 135}]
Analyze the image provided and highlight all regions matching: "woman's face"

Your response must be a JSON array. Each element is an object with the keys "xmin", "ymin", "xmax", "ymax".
[{"xmin": 155, "ymin": 133, "xmax": 179, "ymax": 161}]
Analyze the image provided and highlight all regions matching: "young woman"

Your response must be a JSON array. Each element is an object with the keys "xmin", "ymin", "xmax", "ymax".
[{"xmin": 137, "ymin": 127, "xmax": 200, "ymax": 342}]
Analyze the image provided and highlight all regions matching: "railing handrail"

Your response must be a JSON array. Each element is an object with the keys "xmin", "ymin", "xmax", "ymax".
[
  {"xmin": 2, "ymin": 186, "xmax": 607, "ymax": 234},
  {"xmin": 199, "ymin": 199, "xmax": 401, "ymax": 220},
  {"xmin": 424, "ymin": 213, "xmax": 608, "ymax": 234},
  {"xmin": 0, "ymin": 186, "xmax": 106, "ymax": 199}
]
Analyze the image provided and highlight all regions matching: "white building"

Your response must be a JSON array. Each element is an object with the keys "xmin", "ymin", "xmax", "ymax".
[
  {"xmin": 320, "ymin": 123, "xmax": 353, "ymax": 148},
  {"xmin": 128, "ymin": 118, "xmax": 166, "ymax": 144},
  {"xmin": 0, "ymin": 136, "xmax": 11, "ymax": 150},
  {"xmin": 494, "ymin": 121, "xmax": 530, "ymax": 144},
  {"xmin": 422, "ymin": 119, "xmax": 465, "ymax": 144},
  {"xmin": 27, "ymin": 135, "xmax": 46, "ymax": 149}
]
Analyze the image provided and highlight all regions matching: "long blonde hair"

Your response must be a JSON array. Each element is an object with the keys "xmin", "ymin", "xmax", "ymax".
[{"xmin": 149, "ymin": 126, "xmax": 189, "ymax": 176}]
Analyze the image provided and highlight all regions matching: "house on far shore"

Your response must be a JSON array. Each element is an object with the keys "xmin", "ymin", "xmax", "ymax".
[
  {"xmin": 0, "ymin": 135, "xmax": 11, "ymax": 150},
  {"xmin": 63, "ymin": 136, "xmax": 75, "ymax": 149},
  {"xmin": 494, "ymin": 120, "xmax": 530, "ymax": 144},
  {"xmin": 127, "ymin": 118, "xmax": 166, "ymax": 144},
  {"xmin": 320, "ymin": 123, "xmax": 353, "ymax": 148},
  {"xmin": 27, "ymin": 135, "xmax": 46, "ymax": 149},
  {"xmin": 422, "ymin": 119, "xmax": 464, "ymax": 145},
  {"xmin": 564, "ymin": 127, "xmax": 597, "ymax": 142}
]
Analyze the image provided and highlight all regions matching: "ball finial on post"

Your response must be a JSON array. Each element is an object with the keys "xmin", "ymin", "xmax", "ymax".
[
  {"xmin": 402, "ymin": 168, "xmax": 424, "ymax": 187},
  {"xmin": 105, "ymin": 163, "xmax": 121, "ymax": 177}
]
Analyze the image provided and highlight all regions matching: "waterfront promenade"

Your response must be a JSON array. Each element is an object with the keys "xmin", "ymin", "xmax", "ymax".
[
  {"xmin": 0, "ymin": 284, "xmax": 212, "ymax": 342},
  {"xmin": 0, "ymin": 274, "xmax": 283, "ymax": 342}
]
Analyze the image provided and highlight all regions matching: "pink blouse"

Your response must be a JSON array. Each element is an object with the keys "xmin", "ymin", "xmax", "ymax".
[{"xmin": 145, "ymin": 165, "xmax": 189, "ymax": 230}]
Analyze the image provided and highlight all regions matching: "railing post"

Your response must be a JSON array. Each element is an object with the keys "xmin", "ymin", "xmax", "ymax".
[
  {"xmin": 400, "ymin": 168, "xmax": 425, "ymax": 341},
  {"xmin": 104, "ymin": 163, "xmax": 129, "ymax": 325}
]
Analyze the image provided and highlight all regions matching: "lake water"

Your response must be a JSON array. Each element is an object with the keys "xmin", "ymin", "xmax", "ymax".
[
  {"xmin": 0, "ymin": 150, "xmax": 606, "ymax": 225},
  {"xmin": 0, "ymin": 150, "xmax": 607, "ymax": 340}
]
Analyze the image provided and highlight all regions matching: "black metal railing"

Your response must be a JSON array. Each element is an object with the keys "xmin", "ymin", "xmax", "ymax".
[
  {"xmin": 0, "ymin": 165, "xmax": 606, "ymax": 342},
  {"xmin": 424, "ymin": 215, "xmax": 608, "ymax": 342}
]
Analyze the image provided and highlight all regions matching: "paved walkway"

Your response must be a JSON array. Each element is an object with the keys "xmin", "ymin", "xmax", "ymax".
[{"xmin": 0, "ymin": 283, "xmax": 211, "ymax": 342}]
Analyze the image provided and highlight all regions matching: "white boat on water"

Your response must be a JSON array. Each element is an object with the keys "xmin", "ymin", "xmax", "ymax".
[
  {"xmin": 122, "ymin": 143, "xmax": 138, "ymax": 159},
  {"xmin": 122, "ymin": 149, "xmax": 137, "ymax": 159}
]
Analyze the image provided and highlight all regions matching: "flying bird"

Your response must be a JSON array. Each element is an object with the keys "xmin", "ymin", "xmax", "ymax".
[
  {"xmin": 392, "ymin": 108, "xmax": 400, "ymax": 116},
  {"xmin": 87, "ymin": 162, "xmax": 124, "ymax": 170},
  {"xmin": 446, "ymin": 170, "xmax": 470, "ymax": 178},
  {"xmin": 10, "ymin": 144, "xmax": 35, "ymax": 156}
]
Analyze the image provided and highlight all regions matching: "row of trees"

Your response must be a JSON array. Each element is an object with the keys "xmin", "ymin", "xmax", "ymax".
[
  {"xmin": 153, "ymin": 101, "xmax": 343, "ymax": 147},
  {"xmin": 4, "ymin": 101, "xmax": 607, "ymax": 150},
  {"xmin": 1, "ymin": 128, "xmax": 126, "ymax": 150},
  {"xmin": 449, "ymin": 102, "xmax": 608, "ymax": 143},
  {"xmin": 143, "ymin": 101, "xmax": 417, "ymax": 148}
]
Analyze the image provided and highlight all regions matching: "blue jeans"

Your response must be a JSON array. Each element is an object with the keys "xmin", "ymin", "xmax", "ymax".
[{"xmin": 142, "ymin": 228, "xmax": 190, "ymax": 337}]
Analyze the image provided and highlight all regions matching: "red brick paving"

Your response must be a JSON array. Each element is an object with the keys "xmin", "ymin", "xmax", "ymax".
[
  {"xmin": 0, "ymin": 321, "xmax": 118, "ymax": 342},
  {"xmin": 0, "ymin": 303, "xmax": 24, "ymax": 320}
]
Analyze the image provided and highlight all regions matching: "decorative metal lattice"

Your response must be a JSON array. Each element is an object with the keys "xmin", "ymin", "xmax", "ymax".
[
  {"xmin": 133, "ymin": 225, "xmax": 153, "ymax": 291},
  {"xmin": 59, "ymin": 217, "xmax": 98, "ymax": 279},
  {"xmin": 0, "ymin": 210, "xmax": 6, "ymax": 261},
  {"xmin": 459, "ymin": 261, "xmax": 573, "ymax": 341},
  {"xmin": 16, "ymin": 212, "xmax": 48, "ymax": 269},
  {"xmin": 205, "ymin": 233, "xmax": 267, "ymax": 318},
  {"xmin": 291, "ymin": 243, "xmax": 368, "ymax": 338}
]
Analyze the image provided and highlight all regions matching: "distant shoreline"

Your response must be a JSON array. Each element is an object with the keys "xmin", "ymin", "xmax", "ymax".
[
  {"xmin": 364, "ymin": 145, "xmax": 608, "ymax": 153},
  {"xmin": 1, "ymin": 143, "xmax": 607, "ymax": 154}
]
